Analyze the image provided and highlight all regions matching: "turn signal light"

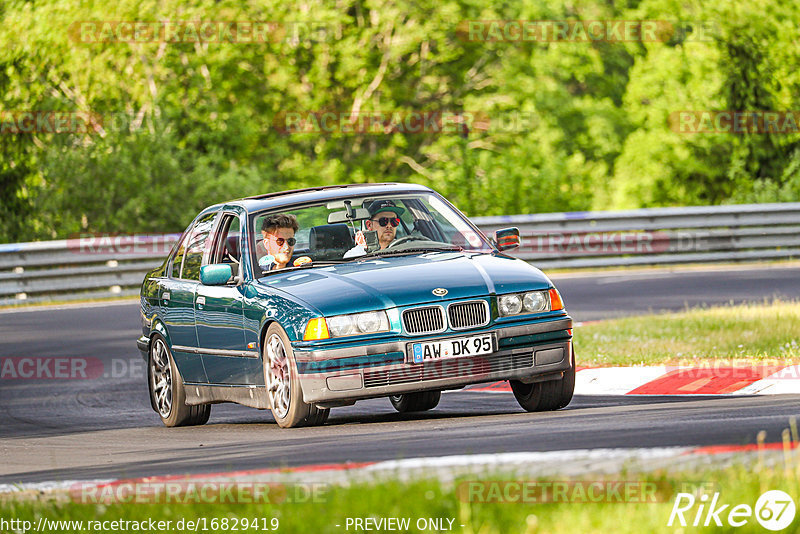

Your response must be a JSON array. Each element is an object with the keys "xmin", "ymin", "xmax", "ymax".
[
  {"xmin": 549, "ymin": 288, "xmax": 564, "ymax": 311},
  {"xmin": 303, "ymin": 317, "xmax": 330, "ymax": 340}
]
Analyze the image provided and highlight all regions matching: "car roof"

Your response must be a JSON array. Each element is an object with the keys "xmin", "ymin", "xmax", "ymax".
[{"xmin": 220, "ymin": 182, "xmax": 435, "ymax": 213}]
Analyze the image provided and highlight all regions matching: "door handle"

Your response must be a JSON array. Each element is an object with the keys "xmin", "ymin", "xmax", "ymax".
[
  {"xmin": 197, "ymin": 296, "xmax": 206, "ymax": 307},
  {"xmin": 162, "ymin": 292, "xmax": 171, "ymax": 302}
]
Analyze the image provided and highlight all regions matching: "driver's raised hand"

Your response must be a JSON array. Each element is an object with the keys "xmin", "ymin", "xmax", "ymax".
[{"xmin": 354, "ymin": 230, "xmax": 366, "ymax": 247}]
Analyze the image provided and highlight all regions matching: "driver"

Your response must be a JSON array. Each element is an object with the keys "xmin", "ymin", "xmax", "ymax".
[{"xmin": 344, "ymin": 199, "xmax": 405, "ymax": 257}]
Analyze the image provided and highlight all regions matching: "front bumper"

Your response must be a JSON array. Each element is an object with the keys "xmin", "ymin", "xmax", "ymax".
[
  {"xmin": 294, "ymin": 317, "xmax": 573, "ymax": 404},
  {"xmin": 136, "ymin": 335, "xmax": 150, "ymax": 359}
]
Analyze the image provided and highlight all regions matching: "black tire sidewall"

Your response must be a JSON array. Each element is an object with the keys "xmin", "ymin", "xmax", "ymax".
[{"xmin": 389, "ymin": 390, "xmax": 441, "ymax": 412}]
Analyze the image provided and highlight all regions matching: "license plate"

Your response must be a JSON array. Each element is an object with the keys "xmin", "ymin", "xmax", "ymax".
[{"xmin": 409, "ymin": 334, "xmax": 494, "ymax": 364}]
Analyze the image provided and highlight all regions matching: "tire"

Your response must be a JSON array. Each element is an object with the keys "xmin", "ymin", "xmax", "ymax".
[
  {"xmin": 148, "ymin": 334, "xmax": 211, "ymax": 427},
  {"xmin": 555, "ymin": 347, "xmax": 576, "ymax": 409},
  {"xmin": 510, "ymin": 346, "xmax": 576, "ymax": 412},
  {"xmin": 263, "ymin": 323, "xmax": 329, "ymax": 428},
  {"xmin": 389, "ymin": 390, "xmax": 441, "ymax": 412}
]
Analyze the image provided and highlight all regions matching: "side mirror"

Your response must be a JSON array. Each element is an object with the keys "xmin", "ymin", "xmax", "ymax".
[
  {"xmin": 200, "ymin": 264, "xmax": 233, "ymax": 286},
  {"xmin": 495, "ymin": 227, "xmax": 521, "ymax": 251}
]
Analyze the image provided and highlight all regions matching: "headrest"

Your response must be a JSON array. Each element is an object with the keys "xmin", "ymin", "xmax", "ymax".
[
  {"xmin": 309, "ymin": 224, "xmax": 354, "ymax": 252},
  {"xmin": 225, "ymin": 234, "xmax": 240, "ymax": 258}
]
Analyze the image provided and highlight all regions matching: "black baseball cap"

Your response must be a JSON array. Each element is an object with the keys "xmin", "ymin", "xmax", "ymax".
[{"xmin": 366, "ymin": 199, "xmax": 405, "ymax": 218}]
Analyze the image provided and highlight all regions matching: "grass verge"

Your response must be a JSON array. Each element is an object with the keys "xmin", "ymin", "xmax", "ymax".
[
  {"xmin": 2, "ymin": 459, "xmax": 799, "ymax": 533},
  {"xmin": 573, "ymin": 300, "xmax": 800, "ymax": 366}
]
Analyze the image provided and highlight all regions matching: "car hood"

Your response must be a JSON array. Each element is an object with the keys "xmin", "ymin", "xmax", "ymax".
[{"xmin": 254, "ymin": 251, "xmax": 552, "ymax": 316}]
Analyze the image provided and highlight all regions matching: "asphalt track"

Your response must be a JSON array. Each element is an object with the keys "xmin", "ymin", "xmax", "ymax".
[{"xmin": 1, "ymin": 264, "xmax": 800, "ymax": 484}]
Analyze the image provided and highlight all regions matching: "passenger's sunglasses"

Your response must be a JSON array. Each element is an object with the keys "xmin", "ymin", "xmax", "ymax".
[
  {"xmin": 268, "ymin": 236, "xmax": 296, "ymax": 247},
  {"xmin": 373, "ymin": 217, "xmax": 400, "ymax": 227}
]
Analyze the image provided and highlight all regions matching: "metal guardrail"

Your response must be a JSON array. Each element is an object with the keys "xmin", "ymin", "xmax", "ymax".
[
  {"xmin": 472, "ymin": 202, "xmax": 800, "ymax": 270},
  {"xmin": 0, "ymin": 203, "xmax": 798, "ymax": 305},
  {"xmin": 0, "ymin": 235, "xmax": 179, "ymax": 306}
]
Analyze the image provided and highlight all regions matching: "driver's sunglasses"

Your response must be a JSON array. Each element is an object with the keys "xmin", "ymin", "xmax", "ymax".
[
  {"xmin": 269, "ymin": 236, "xmax": 296, "ymax": 247},
  {"xmin": 373, "ymin": 217, "xmax": 400, "ymax": 227}
]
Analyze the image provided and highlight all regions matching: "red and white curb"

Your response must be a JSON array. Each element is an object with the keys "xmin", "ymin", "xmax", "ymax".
[
  {"xmin": 468, "ymin": 364, "xmax": 800, "ymax": 395},
  {"xmin": 2, "ymin": 443, "xmax": 797, "ymax": 497}
]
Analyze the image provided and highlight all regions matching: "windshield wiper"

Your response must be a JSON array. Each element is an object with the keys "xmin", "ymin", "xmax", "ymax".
[
  {"xmin": 259, "ymin": 260, "xmax": 347, "ymax": 275},
  {"xmin": 357, "ymin": 246, "xmax": 463, "ymax": 259}
]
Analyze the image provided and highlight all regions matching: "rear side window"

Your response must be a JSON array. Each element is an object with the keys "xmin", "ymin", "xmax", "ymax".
[
  {"xmin": 180, "ymin": 212, "xmax": 218, "ymax": 280},
  {"xmin": 170, "ymin": 233, "xmax": 189, "ymax": 278}
]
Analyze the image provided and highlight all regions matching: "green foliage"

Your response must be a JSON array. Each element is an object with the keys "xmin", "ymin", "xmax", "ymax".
[{"xmin": 1, "ymin": 0, "xmax": 799, "ymax": 241}]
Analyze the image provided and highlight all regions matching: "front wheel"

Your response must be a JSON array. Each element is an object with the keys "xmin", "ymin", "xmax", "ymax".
[
  {"xmin": 148, "ymin": 334, "xmax": 210, "ymax": 427},
  {"xmin": 510, "ymin": 347, "xmax": 575, "ymax": 412},
  {"xmin": 263, "ymin": 323, "xmax": 329, "ymax": 428},
  {"xmin": 389, "ymin": 390, "xmax": 441, "ymax": 412}
]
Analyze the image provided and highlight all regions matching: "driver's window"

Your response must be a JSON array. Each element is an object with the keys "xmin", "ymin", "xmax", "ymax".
[{"xmin": 213, "ymin": 214, "xmax": 242, "ymax": 272}]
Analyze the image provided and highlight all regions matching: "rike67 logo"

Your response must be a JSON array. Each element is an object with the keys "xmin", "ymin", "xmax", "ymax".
[{"xmin": 669, "ymin": 490, "xmax": 796, "ymax": 531}]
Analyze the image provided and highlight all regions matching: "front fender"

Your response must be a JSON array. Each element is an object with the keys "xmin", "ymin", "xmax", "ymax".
[{"xmin": 244, "ymin": 283, "xmax": 322, "ymax": 348}]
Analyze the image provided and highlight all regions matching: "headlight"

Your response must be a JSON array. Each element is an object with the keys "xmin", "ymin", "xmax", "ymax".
[
  {"xmin": 498, "ymin": 294, "xmax": 523, "ymax": 316},
  {"xmin": 327, "ymin": 311, "xmax": 390, "ymax": 337},
  {"xmin": 356, "ymin": 311, "xmax": 385, "ymax": 333},
  {"xmin": 499, "ymin": 290, "xmax": 553, "ymax": 316},
  {"xmin": 327, "ymin": 315, "xmax": 356, "ymax": 337},
  {"xmin": 523, "ymin": 291, "xmax": 548, "ymax": 312}
]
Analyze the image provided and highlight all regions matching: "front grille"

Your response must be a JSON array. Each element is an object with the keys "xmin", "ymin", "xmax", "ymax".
[
  {"xmin": 448, "ymin": 300, "xmax": 489, "ymax": 330},
  {"xmin": 402, "ymin": 306, "xmax": 446, "ymax": 335},
  {"xmin": 363, "ymin": 350, "xmax": 533, "ymax": 388}
]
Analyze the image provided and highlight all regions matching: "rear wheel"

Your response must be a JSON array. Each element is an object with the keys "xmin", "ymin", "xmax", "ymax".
[
  {"xmin": 511, "ymin": 347, "xmax": 575, "ymax": 412},
  {"xmin": 389, "ymin": 390, "xmax": 441, "ymax": 412},
  {"xmin": 148, "ymin": 335, "xmax": 211, "ymax": 427},
  {"xmin": 263, "ymin": 323, "xmax": 329, "ymax": 428}
]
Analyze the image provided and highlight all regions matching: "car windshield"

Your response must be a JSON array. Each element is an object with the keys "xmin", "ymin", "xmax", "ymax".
[{"xmin": 250, "ymin": 192, "xmax": 493, "ymax": 273}]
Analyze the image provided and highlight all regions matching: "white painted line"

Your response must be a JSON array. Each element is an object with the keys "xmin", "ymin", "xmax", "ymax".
[
  {"xmin": 735, "ymin": 366, "xmax": 800, "ymax": 395},
  {"xmin": 363, "ymin": 448, "xmax": 691, "ymax": 473},
  {"xmin": 575, "ymin": 366, "xmax": 669, "ymax": 395}
]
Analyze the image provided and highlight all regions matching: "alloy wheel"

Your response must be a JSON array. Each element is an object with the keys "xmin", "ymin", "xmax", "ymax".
[
  {"xmin": 266, "ymin": 333, "xmax": 291, "ymax": 418},
  {"xmin": 150, "ymin": 338, "xmax": 173, "ymax": 418}
]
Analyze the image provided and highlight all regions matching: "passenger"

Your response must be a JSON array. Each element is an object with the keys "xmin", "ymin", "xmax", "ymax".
[
  {"xmin": 344, "ymin": 199, "xmax": 405, "ymax": 258},
  {"xmin": 256, "ymin": 213, "xmax": 299, "ymax": 270}
]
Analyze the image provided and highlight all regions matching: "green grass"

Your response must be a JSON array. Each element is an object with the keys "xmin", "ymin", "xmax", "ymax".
[
  {"xmin": 574, "ymin": 300, "xmax": 800, "ymax": 366},
  {"xmin": 3, "ymin": 460, "xmax": 799, "ymax": 533},
  {"xmin": 0, "ymin": 295, "xmax": 137, "ymax": 310}
]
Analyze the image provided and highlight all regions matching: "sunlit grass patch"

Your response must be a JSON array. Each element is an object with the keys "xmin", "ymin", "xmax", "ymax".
[{"xmin": 573, "ymin": 300, "xmax": 800, "ymax": 366}]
